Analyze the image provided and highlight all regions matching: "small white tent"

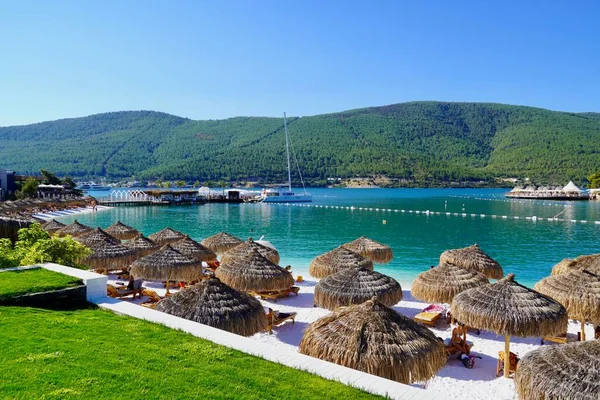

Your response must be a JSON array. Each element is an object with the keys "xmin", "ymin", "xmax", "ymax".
[{"xmin": 562, "ymin": 181, "xmax": 582, "ymax": 192}]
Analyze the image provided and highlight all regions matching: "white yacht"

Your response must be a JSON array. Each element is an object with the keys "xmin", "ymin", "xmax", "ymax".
[{"xmin": 260, "ymin": 113, "xmax": 312, "ymax": 203}]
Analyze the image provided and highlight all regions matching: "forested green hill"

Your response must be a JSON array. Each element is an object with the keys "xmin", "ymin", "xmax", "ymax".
[{"xmin": 1, "ymin": 102, "xmax": 598, "ymax": 185}]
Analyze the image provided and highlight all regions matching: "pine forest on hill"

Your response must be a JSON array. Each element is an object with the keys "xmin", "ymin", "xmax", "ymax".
[{"xmin": 1, "ymin": 102, "xmax": 599, "ymax": 187}]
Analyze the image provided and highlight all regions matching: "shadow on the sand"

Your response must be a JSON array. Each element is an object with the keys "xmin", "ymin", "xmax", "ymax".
[
  {"xmin": 272, "ymin": 321, "xmax": 310, "ymax": 346},
  {"xmin": 437, "ymin": 352, "xmax": 499, "ymax": 382}
]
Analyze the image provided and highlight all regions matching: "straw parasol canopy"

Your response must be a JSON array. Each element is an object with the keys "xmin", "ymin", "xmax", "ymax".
[
  {"xmin": 104, "ymin": 220, "xmax": 139, "ymax": 240},
  {"xmin": 515, "ymin": 340, "xmax": 600, "ymax": 400},
  {"xmin": 155, "ymin": 276, "xmax": 267, "ymax": 336},
  {"xmin": 42, "ymin": 219, "xmax": 66, "ymax": 234},
  {"xmin": 216, "ymin": 249, "xmax": 294, "ymax": 292},
  {"xmin": 343, "ymin": 236, "xmax": 393, "ymax": 264},
  {"xmin": 130, "ymin": 244, "xmax": 204, "ymax": 294},
  {"xmin": 55, "ymin": 220, "xmax": 93, "ymax": 237},
  {"xmin": 534, "ymin": 269, "xmax": 600, "ymax": 341},
  {"xmin": 0, "ymin": 214, "xmax": 38, "ymax": 242},
  {"xmin": 147, "ymin": 227, "xmax": 186, "ymax": 245},
  {"xmin": 200, "ymin": 232, "xmax": 243, "ymax": 255},
  {"xmin": 171, "ymin": 235, "xmax": 217, "ymax": 262},
  {"xmin": 221, "ymin": 237, "xmax": 280, "ymax": 264},
  {"xmin": 314, "ymin": 267, "xmax": 403, "ymax": 310},
  {"xmin": 75, "ymin": 227, "xmax": 120, "ymax": 247},
  {"xmin": 440, "ymin": 244, "xmax": 503, "ymax": 279},
  {"xmin": 83, "ymin": 238, "xmax": 138, "ymax": 272},
  {"xmin": 551, "ymin": 253, "xmax": 600, "ymax": 276},
  {"xmin": 411, "ymin": 264, "xmax": 489, "ymax": 304},
  {"xmin": 299, "ymin": 298, "xmax": 447, "ymax": 384},
  {"xmin": 123, "ymin": 234, "xmax": 160, "ymax": 257},
  {"xmin": 451, "ymin": 274, "xmax": 568, "ymax": 377},
  {"xmin": 309, "ymin": 246, "xmax": 374, "ymax": 279}
]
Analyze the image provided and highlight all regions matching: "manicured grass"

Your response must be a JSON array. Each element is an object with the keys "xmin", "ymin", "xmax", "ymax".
[
  {"xmin": 0, "ymin": 269, "xmax": 83, "ymax": 301},
  {"xmin": 0, "ymin": 306, "xmax": 381, "ymax": 399}
]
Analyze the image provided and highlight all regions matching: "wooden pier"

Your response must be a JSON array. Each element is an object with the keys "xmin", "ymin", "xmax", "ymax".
[{"xmin": 96, "ymin": 190, "xmax": 204, "ymax": 207}]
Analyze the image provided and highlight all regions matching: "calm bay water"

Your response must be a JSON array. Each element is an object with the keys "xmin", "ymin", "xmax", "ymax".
[{"xmin": 59, "ymin": 188, "xmax": 600, "ymax": 288}]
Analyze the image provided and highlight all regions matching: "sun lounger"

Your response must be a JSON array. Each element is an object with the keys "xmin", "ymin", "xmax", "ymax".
[
  {"xmin": 252, "ymin": 286, "xmax": 300, "ymax": 302},
  {"xmin": 541, "ymin": 332, "xmax": 579, "ymax": 345},
  {"xmin": 107, "ymin": 284, "xmax": 135, "ymax": 299},
  {"xmin": 496, "ymin": 351, "xmax": 519, "ymax": 377},
  {"xmin": 266, "ymin": 308, "xmax": 297, "ymax": 333},
  {"xmin": 140, "ymin": 289, "xmax": 163, "ymax": 309},
  {"xmin": 414, "ymin": 311, "xmax": 442, "ymax": 327}
]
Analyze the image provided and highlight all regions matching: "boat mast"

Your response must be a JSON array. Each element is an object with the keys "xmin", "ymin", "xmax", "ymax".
[{"xmin": 284, "ymin": 112, "xmax": 292, "ymax": 191}]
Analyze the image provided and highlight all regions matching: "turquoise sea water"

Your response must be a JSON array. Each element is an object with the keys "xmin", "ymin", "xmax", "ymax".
[{"xmin": 59, "ymin": 188, "xmax": 600, "ymax": 288}]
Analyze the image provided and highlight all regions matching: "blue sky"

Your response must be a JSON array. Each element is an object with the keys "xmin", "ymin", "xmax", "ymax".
[{"xmin": 1, "ymin": 0, "xmax": 599, "ymax": 126}]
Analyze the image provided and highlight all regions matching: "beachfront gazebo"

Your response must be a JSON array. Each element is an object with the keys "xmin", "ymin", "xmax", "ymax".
[
  {"xmin": 440, "ymin": 244, "xmax": 503, "ymax": 279},
  {"xmin": 314, "ymin": 267, "xmax": 402, "ymax": 310},
  {"xmin": 104, "ymin": 221, "xmax": 139, "ymax": 240},
  {"xmin": 123, "ymin": 234, "xmax": 160, "ymax": 257},
  {"xmin": 342, "ymin": 236, "xmax": 393, "ymax": 264},
  {"xmin": 451, "ymin": 274, "xmax": 568, "ymax": 378},
  {"xmin": 42, "ymin": 219, "xmax": 66, "ymax": 235},
  {"xmin": 534, "ymin": 270, "xmax": 600, "ymax": 340},
  {"xmin": 155, "ymin": 276, "xmax": 267, "ymax": 336},
  {"xmin": 515, "ymin": 340, "xmax": 600, "ymax": 400},
  {"xmin": 221, "ymin": 237, "xmax": 280, "ymax": 264},
  {"xmin": 75, "ymin": 227, "xmax": 120, "ymax": 247},
  {"xmin": 551, "ymin": 253, "xmax": 600, "ymax": 275},
  {"xmin": 562, "ymin": 180, "xmax": 583, "ymax": 193},
  {"xmin": 130, "ymin": 244, "xmax": 203, "ymax": 294},
  {"xmin": 148, "ymin": 227, "xmax": 186, "ymax": 245},
  {"xmin": 299, "ymin": 298, "xmax": 447, "ymax": 384},
  {"xmin": 83, "ymin": 239, "xmax": 138, "ymax": 272},
  {"xmin": 200, "ymin": 232, "xmax": 243, "ymax": 255},
  {"xmin": 411, "ymin": 264, "xmax": 489, "ymax": 304},
  {"xmin": 216, "ymin": 249, "xmax": 294, "ymax": 292},
  {"xmin": 309, "ymin": 246, "xmax": 373, "ymax": 279},
  {"xmin": 55, "ymin": 220, "xmax": 93, "ymax": 237},
  {"xmin": 171, "ymin": 235, "xmax": 217, "ymax": 262}
]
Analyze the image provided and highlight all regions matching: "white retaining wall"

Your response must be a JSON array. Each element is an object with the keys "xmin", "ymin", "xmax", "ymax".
[{"xmin": 36, "ymin": 263, "xmax": 433, "ymax": 400}]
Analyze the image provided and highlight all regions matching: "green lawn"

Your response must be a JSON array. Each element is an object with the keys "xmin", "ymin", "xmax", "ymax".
[
  {"xmin": 0, "ymin": 268, "xmax": 83, "ymax": 301},
  {"xmin": 0, "ymin": 306, "xmax": 381, "ymax": 399}
]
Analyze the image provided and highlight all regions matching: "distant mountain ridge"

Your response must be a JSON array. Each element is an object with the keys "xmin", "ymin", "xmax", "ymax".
[{"xmin": 1, "ymin": 102, "xmax": 598, "ymax": 185}]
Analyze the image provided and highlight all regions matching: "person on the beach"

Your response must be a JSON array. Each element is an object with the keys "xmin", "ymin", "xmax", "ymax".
[{"xmin": 450, "ymin": 322, "xmax": 470, "ymax": 355}]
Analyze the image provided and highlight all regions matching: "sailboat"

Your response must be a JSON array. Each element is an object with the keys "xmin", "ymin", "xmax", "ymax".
[{"xmin": 260, "ymin": 113, "xmax": 312, "ymax": 203}]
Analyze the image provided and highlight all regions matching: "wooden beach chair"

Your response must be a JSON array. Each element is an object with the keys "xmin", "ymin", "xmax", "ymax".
[
  {"xmin": 140, "ymin": 289, "xmax": 163, "ymax": 309},
  {"xmin": 266, "ymin": 308, "xmax": 297, "ymax": 333},
  {"xmin": 414, "ymin": 304, "xmax": 446, "ymax": 327},
  {"xmin": 107, "ymin": 284, "xmax": 135, "ymax": 299},
  {"xmin": 541, "ymin": 332, "xmax": 579, "ymax": 345},
  {"xmin": 496, "ymin": 351, "xmax": 519, "ymax": 377},
  {"xmin": 253, "ymin": 286, "xmax": 300, "ymax": 302}
]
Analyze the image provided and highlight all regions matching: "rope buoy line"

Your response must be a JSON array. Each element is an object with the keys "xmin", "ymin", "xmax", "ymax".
[
  {"xmin": 267, "ymin": 203, "xmax": 600, "ymax": 225},
  {"xmin": 448, "ymin": 195, "xmax": 568, "ymax": 207}
]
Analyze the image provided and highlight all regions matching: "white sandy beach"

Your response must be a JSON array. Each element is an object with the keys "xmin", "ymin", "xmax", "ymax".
[
  {"xmin": 107, "ymin": 270, "xmax": 595, "ymax": 400},
  {"xmin": 32, "ymin": 205, "xmax": 111, "ymax": 221}
]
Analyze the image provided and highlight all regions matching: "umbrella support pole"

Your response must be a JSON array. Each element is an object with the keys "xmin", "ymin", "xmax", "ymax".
[
  {"xmin": 504, "ymin": 335, "xmax": 510, "ymax": 378},
  {"xmin": 166, "ymin": 280, "xmax": 170, "ymax": 295},
  {"xmin": 581, "ymin": 320, "xmax": 586, "ymax": 341}
]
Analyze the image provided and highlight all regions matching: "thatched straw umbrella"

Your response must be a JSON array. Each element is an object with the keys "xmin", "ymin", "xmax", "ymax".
[
  {"xmin": 534, "ymin": 270, "xmax": 600, "ymax": 341},
  {"xmin": 440, "ymin": 244, "xmax": 503, "ymax": 279},
  {"xmin": 309, "ymin": 246, "xmax": 373, "ymax": 279},
  {"xmin": 0, "ymin": 215, "xmax": 37, "ymax": 242},
  {"xmin": 147, "ymin": 227, "xmax": 186, "ymax": 245},
  {"xmin": 55, "ymin": 220, "xmax": 93, "ymax": 237},
  {"xmin": 171, "ymin": 235, "xmax": 217, "ymax": 262},
  {"xmin": 200, "ymin": 232, "xmax": 243, "ymax": 255},
  {"xmin": 515, "ymin": 340, "xmax": 600, "ymax": 400},
  {"xmin": 551, "ymin": 253, "xmax": 600, "ymax": 276},
  {"xmin": 83, "ymin": 239, "xmax": 138, "ymax": 272},
  {"xmin": 75, "ymin": 227, "xmax": 120, "ymax": 247},
  {"xmin": 411, "ymin": 264, "xmax": 489, "ymax": 304},
  {"xmin": 155, "ymin": 276, "xmax": 267, "ymax": 336},
  {"xmin": 299, "ymin": 298, "xmax": 446, "ymax": 384},
  {"xmin": 221, "ymin": 237, "xmax": 280, "ymax": 264},
  {"xmin": 42, "ymin": 219, "xmax": 66, "ymax": 235},
  {"xmin": 130, "ymin": 244, "xmax": 203, "ymax": 294},
  {"xmin": 343, "ymin": 236, "xmax": 393, "ymax": 264},
  {"xmin": 451, "ymin": 274, "xmax": 568, "ymax": 377},
  {"xmin": 314, "ymin": 267, "xmax": 402, "ymax": 310},
  {"xmin": 104, "ymin": 220, "xmax": 139, "ymax": 240},
  {"xmin": 216, "ymin": 249, "xmax": 294, "ymax": 292},
  {"xmin": 123, "ymin": 234, "xmax": 160, "ymax": 257}
]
